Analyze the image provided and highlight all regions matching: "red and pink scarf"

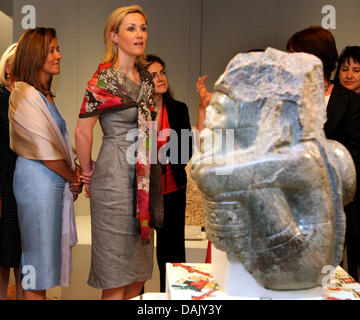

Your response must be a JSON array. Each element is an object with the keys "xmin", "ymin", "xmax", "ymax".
[{"xmin": 80, "ymin": 62, "xmax": 156, "ymax": 244}]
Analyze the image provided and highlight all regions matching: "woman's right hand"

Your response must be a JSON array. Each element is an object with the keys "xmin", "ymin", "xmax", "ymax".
[
  {"xmin": 80, "ymin": 160, "xmax": 96, "ymax": 198},
  {"xmin": 70, "ymin": 165, "xmax": 84, "ymax": 201},
  {"xmin": 196, "ymin": 75, "xmax": 214, "ymax": 133},
  {"xmin": 196, "ymin": 75, "xmax": 214, "ymax": 109},
  {"xmin": 75, "ymin": 115, "xmax": 99, "ymax": 198}
]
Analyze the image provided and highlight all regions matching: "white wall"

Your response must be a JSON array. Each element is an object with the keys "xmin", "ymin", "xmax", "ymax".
[{"xmin": 7, "ymin": 0, "xmax": 360, "ymax": 216}]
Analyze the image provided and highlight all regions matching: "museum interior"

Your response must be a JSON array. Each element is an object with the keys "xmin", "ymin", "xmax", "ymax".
[{"xmin": 1, "ymin": 0, "xmax": 360, "ymax": 300}]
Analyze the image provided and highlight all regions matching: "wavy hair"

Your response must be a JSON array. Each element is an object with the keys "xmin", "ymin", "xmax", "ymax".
[{"xmin": 11, "ymin": 27, "xmax": 57, "ymax": 96}]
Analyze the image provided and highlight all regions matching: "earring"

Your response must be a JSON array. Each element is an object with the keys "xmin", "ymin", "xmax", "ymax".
[{"xmin": 114, "ymin": 43, "xmax": 118, "ymax": 56}]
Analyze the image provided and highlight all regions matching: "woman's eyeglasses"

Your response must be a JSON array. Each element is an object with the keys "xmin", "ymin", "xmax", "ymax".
[{"xmin": 150, "ymin": 69, "xmax": 166, "ymax": 79}]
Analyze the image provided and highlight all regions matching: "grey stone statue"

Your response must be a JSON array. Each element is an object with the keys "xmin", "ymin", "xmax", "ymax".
[{"xmin": 191, "ymin": 48, "xmax": 356, "ymax": 290}]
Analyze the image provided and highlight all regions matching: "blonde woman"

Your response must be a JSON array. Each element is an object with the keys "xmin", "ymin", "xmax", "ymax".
[{"xmin": 75, "ymin": 5, "xmax": 159, "ymax": 300}]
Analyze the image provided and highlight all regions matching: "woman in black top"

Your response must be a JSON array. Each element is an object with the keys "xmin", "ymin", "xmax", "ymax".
[
  {"xmin": 0, "ymin": 43, "xmax": 23, "ymax": 300},
  {"xmin": 146, "ymin": 55, "xmax": 193, "ymax": 292},
  {"xmin": 287, "ymin": 26, "xmax": 360, "ymax": 281},
  {"xmin": 334, "ymin": 46, "xmax": 360, "ymax": 95}
]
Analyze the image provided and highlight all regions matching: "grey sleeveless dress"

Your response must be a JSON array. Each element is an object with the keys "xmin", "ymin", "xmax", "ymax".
[{"xmin": 88, "ymin": 80, "xmax": 154, "ymax": 289}]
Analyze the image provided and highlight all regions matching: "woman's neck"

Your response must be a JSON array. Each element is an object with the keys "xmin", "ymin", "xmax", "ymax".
[
  {"xmin": 38, "ymin": 72, "xmax": 51, "ymax": 92},
  {"xmin": 154, "ymin": 93, "xmax": 163, "ymax": 126},
  {"xmin": 154, "ymin": 93, "xmax": 163, "ymax": 110},
  {"xmin": 114, "ymin": 54, "xmax": 139, "ymax": 83},
  {"xmin": 324, "ymin": 78, "xmax": 334, "ymax": 96},
  {"xmin": 5, "ymin": 80, "xmax": 13, "ymax": 92}
]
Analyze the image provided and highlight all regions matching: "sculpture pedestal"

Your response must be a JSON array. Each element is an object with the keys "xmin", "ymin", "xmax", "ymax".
[{"xmin": 211, "ymin": 245, "xmax": 326, "ymax": 299}]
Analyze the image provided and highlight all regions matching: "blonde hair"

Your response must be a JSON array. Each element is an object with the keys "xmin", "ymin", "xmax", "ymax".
[
  {"xmin": 103, "ymin": 5, "xmax": 148, "ymax": 67},
  {"xmin": 0, "ymin": 43, "xmax": 17, "ymax": 86}
]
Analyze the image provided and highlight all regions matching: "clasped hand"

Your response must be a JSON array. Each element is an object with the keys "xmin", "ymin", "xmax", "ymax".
[
  {"xmin": 79, "ymin": 160, "xmax": 96, "ymax": 198},
  {"xmin": 70, "ymin": 165, "xmax": 84, "ymax": 201}
]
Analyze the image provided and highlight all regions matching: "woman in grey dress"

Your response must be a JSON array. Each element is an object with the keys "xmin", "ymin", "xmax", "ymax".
[{"xmin": 75, "ymin": 5, "xmax": 159, "ymax": 300}]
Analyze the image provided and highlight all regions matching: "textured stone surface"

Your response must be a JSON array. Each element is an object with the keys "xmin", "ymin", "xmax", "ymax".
[{"xmin": 191, "ymin": 48, "xmax": 356, "ymax": 290}]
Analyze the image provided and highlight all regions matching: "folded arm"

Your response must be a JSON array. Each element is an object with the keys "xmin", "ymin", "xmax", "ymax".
[{"xmin": 42, "ymin": 159, "xmax": 78, "ymax": 183}]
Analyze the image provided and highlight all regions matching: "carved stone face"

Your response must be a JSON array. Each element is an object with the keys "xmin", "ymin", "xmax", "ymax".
[
  {"xmin": 205, "ymin": 92, "xmax": 266, "ymax": 150},
  {"xmin": 191, "ymin": 48, "xmax": 355, "ymax": 290},
  {"xmin": 205, "ymin": 92, "xmax": 237, "ymax": 128}
]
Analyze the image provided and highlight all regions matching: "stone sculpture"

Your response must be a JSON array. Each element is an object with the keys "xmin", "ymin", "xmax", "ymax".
[{"xmin": 191, "ymin": 48, "xmax": 356, "ymax": 291}]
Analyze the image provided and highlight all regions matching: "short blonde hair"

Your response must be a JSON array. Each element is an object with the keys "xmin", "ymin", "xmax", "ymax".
[
  {"xmin": 103, "ymin": 5, "xmax": 148, "ymax": 67},
  {"xmin": 0, "ymin": 43, "xmax": 17, "ymax": 86}
]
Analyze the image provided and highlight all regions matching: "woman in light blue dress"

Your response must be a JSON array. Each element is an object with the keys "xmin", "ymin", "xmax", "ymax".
[
  {"xmin": 13, "ymin": 94, "xmax": 67, "ymax": 290},
  {"xmin": 9, "ymin": 28, "xmax": 82, "ymax": 300}
]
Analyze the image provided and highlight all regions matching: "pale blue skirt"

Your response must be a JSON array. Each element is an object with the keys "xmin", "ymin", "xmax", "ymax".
[{"xmin": 13, "ymin": 157, "xmax": 65, "ymax": 290}]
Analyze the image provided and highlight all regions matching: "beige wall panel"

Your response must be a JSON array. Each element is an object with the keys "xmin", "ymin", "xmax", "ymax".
[
  {"xmin": 201, "ymin": 0, "xmax": 360, "ymax": 89},
  {"xmin": 0, "ymin": 11, "xmax": 13, "ymax": 55}
]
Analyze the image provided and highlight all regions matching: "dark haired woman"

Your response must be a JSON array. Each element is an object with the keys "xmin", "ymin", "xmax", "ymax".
[
  {"xmin": 9, "ymin": 27, "xmax": 82, "ymax": 300},
  {"xmin": 146, "ymin": 54, "xmax": 193, "ymax": 292},
  {"xmin": 334, "ymin": 46, "xmax": 360, "ymax": 94},
  {"xmin": 287, "ymin": 26, "xmax": 360, "ymax": 281}
]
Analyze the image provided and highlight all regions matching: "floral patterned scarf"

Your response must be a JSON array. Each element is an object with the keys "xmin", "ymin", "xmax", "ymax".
[{"xmin": 79, "ymin": 62, "xmax": 156, "ymax": 244}]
